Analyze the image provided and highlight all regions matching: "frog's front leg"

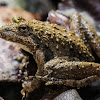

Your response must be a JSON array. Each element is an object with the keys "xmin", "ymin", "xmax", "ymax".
[
  {"xmin": 37, "ymin": 58, "xmax": 100, "ymax": 89},
  {"xmin": 22, "ymin": 50, "xmax": 46, "ymax": 96}
]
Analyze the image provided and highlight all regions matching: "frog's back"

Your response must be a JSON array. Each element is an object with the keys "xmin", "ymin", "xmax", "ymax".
[{"xmin": 30, "ymin": 20, "xmax": 94, "ymax": 62}]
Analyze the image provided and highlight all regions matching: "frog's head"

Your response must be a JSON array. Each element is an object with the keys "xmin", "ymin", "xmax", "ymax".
[{"xmin": 0, "ymin": 17, "xmax": 38, "ymax": 54}]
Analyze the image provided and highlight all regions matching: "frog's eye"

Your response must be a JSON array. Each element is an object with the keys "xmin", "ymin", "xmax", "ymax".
[
  {"xmin": 18, "ymin": 25, "xmax": 29, "ymax": 33},
  {"xmin": 18, "ymin": 24, "xmax": 32, "ymax": 36}
]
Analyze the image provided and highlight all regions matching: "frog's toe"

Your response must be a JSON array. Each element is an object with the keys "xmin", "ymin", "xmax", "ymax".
[
  {"xmin": 22, "ymin": 81, "xmax": 33, "ymax": 93},
  {"xmin": 45, "ymin": 81, "xmax": 54, "ymax": 86},
  {"xmin": 21, "ymin": 81, "xmax": 33, "ymax": 98},
  {"xmin": 45, "ymin": 75, "xmax": 99, "ymax": 89}
]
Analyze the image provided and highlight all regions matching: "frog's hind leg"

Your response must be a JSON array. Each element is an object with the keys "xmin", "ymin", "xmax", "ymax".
[
  {"xmin": 70, "ymin": 13, "xmax": 100, "ymax": 58},
  {"xmin": 42, "ymin": 58, "xmax": 100, "ymax": 88},
  {"xmin": 45, "ymin": 75, "xmax": 99, "ymax": 89},
  {"xmin": 81, "ymin": 16, "xmax": 100, "ymax": 58},
  {"xmin": 70, "ymin": 13, "xmax": 92, "ymax": 54}
]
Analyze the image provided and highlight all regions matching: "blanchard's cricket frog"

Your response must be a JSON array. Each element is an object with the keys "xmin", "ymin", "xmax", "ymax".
[{"xmin": 0, "ymin": 13, "xmax": 100, "ymax": 96}]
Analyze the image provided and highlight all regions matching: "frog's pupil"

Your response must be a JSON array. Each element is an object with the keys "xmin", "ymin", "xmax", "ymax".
[
  {"xmin": 21, "ymin": 26, "xmax": 26, "ymax": 30},
  {"xmin": 19, "ymin": 26, "xmax": 27, "ymax": 33}
]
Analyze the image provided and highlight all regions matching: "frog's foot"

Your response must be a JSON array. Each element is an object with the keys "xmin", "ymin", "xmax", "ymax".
[
  {"xmin": 21, "ymin": 81, "xmax": 32, "ymax": 97},
  {"xmin": 21, "ymin": 76, "xmax": 33, "ymax": 97},
  {"xmin": 21, "ymin": 76, "xmax": 42, "ymax": 97},
  {"xmin": 45, "ymin": 75, "xmax": 99, "ymax": 89}
]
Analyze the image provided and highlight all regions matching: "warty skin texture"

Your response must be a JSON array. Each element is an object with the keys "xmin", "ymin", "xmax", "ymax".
[{"xmin": 0, "ymin": 14, "xmax": 100, "ymax": 96}]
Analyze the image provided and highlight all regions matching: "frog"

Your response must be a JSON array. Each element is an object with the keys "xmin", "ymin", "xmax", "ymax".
[{"xmin": 0, "ymin": 13, "xmax": 100, "ymax": 96}]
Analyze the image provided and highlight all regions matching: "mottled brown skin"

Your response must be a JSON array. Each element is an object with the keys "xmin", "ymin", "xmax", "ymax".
[{"xmin": 0, "ymin": 13, "xmax": 100, "ymax": 95}]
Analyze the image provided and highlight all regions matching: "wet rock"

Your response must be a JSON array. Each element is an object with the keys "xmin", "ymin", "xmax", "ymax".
[
  {"xmin": 54, "ymin": 89, "xmax": 82, "ymax": 100},
  {"xmin": 47, "ymin": 10, "xmax": 70, "ymax": 29},
  {"xmin": 0, "ymin": 38, "xmax": 21, "ymax": 82}
]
